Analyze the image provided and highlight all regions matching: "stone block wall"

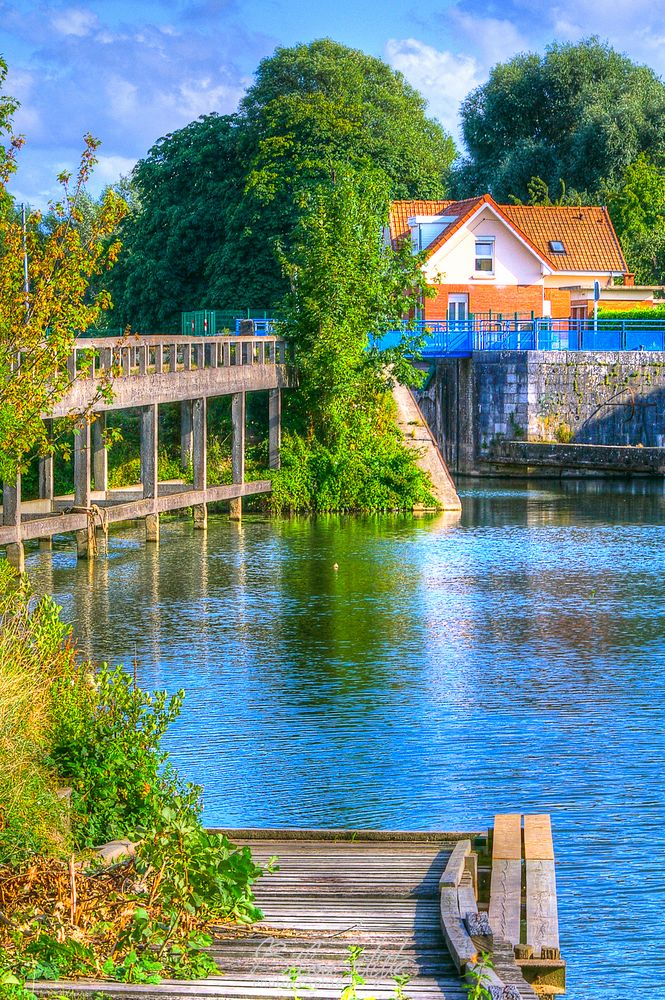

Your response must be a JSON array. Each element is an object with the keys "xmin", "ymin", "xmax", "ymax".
[{"xmin": 416, "ymin": 351, "xmax": 665, "ymax": 473}]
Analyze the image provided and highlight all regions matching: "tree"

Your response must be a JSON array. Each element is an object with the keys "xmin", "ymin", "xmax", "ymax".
[
  {"xmin": 270, "ymin": 162, "xmax": 435, "ymax": 511},
  {"xmin": 107, "ymin": 39, "xmax": 455, "ymax": 331},
  {"xmin": 453, "ymin": 38, "xmax": 665, "ymax": 203},
  {"xmin": 607, "ymin": 155, "xmax": 665, "ymax": 284},
  {"xmin": 0, "ymin": 61, "xmax": 126, "ymax": 478}
]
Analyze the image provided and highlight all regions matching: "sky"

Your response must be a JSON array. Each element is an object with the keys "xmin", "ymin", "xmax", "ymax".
[{"xmin": 2, "ymin": 0, "xmax": 665, "ymax": 206}]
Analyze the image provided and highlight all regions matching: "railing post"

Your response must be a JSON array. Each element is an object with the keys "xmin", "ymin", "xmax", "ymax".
[
  {"xmin": 230, "ymin": 391, "xmax": 245, "ymax": 521},
  {"xmin": 2, "ymin": 474, "xmax": 24, "ymax": 572},
  {"xmin": 154, "ymin": 344, "xmax": 163, "ymax": 374},
  {"xmin": 192, "ymin": 398, "xmax": 207, "ymax": 530},
  {"xmin": 141, "ymin": 403, "xmax": 159, "ymax": 545},
  {"xmin": 138, "ymin": 344, "xmax": 147, "ymax": 376}
]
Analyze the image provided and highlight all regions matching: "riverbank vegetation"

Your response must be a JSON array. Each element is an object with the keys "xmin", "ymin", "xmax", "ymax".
[{"xmin": 0, "ymin": 564, "xmax": 267, "ymax": 993}]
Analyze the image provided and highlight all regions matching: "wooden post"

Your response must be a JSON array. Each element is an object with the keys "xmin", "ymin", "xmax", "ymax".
[
  {"xmin": 92, "ymin": 413, "xmax": 108, "ymax": 494},
  {"xmin": 181, "ymin": 399, "xmax": 193, "ymax": 469},
  {"xmin": 140, "ymin": 403, "xmax": 159, "ymax": 544},
  {"xmin": 230, "ymin": 391, "xmax": 245, "ymax": 520},
  {"xmin": 192, "ymin": 397, "xmax": 207, "ymax": 530},
  {"xmin": 268, "ymin": 387, "xmax": 281, "ymax": 470},
  {"xmin": 38, "ymin": 426, "xmax": 55, "ymax": 550},
  {"xmin": 74, "ymin": 420, "xmax": 93, "ymax": 559},
  {"xmin": 3, "ymin": 475, "xmax": 24, "ymax": 572}
]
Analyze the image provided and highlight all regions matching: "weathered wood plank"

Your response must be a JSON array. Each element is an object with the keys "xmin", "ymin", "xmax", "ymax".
[
  {"xmin": 523, "ymin": 815, "xmax": 559, "ymax": 958},
  {"xmin": 492, "ymin": 814, "xmax": 522, "ymax": 861},
  {"xmin": 523, "ymin": 815, "xmax": 554, "ymax": 862},
  {"xmin": 439, "ymin": 839, "xmax": 471, "ymax": 888},
  {"xmin": 488, "ymin": 859, "xmax": 522, "ymax": 946}
]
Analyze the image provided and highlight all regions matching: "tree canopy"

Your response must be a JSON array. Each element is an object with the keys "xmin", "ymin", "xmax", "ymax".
[
  {"xmin": 607, "ymin": 155, "xmax": 665, "ymax": 285},
  {"xmin": 107, "ymin": 39, "xmax": 455, "ymax": 332},
  {"xmin": 453, "ymin": 38, "xmax": 665, "ymax": 204}
]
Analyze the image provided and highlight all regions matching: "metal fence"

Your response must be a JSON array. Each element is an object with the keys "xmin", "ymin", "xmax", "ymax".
[{"xmin": 374, "ymin": 319, "xmax": 665, "ymax": 356}]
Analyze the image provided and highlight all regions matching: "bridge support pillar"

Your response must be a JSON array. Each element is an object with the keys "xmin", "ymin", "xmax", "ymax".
[
  {"xmin": 74, "ymin": 420, "xmax": 94, "ymax": 560},
  {"xmin": 192, "ymin": 397, "xmax": 207, "ymax": 530},
  {"xmin": 230, "ymin": 391, "xmax": 245, "ymax": 521},
  {"xmin": 268, "ymin": 388, "xmax": 281, "ymax": 470},
  {"xmin": 141, "ymin": 403, "xmax": 160, "ymax": 545},
  {"xmin": 92, "ymin": 413, "xmax": 108, "ymax": 495},
  {"xmin": 38, "ymin": 421, "xmax": 54, "ymax": 550},
  {"xmin": 181, "ymin": 399, "xmax": 193, "ymax": 469},
  {"xmin": 3, "ymin": 475, "xmax": 24, "ymax": 573}
]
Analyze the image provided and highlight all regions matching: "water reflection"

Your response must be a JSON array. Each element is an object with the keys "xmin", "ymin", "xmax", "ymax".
[{"xmin": 25, "ymin": 479, "xmax": 665, "ymax": 1000}]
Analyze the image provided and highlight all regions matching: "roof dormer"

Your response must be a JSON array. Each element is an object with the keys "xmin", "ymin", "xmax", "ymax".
[{"xmin": 408, "ymin": 214, "xmax": 458, "ymax": 253}]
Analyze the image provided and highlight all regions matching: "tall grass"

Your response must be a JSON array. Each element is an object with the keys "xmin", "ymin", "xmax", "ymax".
[{"xmin": 0, "ymin": 563, "xmax": 69, "ymax": 861}]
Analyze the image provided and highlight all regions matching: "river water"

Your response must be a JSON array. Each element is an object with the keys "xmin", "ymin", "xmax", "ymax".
[{"xmin": 28, "ymin": 480, "xmax": 665, "ymax": 1000}]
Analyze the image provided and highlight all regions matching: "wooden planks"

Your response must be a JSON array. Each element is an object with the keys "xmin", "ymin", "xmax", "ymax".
[
  {"xmin": 524, "ymin": 815, "xmax": 559, "ymax": 958},
  {"xmin": 488, "ymin": 814, "xmax": 522, "ymax": 946}
]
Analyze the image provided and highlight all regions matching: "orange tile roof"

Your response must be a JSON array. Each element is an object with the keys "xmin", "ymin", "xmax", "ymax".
[{"xmin": 389, "ymin": 196, "xmax": 627, "ymax": 273}]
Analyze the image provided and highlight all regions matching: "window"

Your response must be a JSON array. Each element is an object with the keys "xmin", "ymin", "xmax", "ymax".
[
  {"xmin": 549, "ymin": 240, "xmax": 566, "ymax": 254},
  {"xmin": 475, "ymin": 238, "xmax": 495, "ymax": 273}
]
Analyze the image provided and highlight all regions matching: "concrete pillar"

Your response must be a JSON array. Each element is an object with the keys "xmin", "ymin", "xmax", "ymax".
[
  {"xmin": 230, "ymin": 391, "xmax": 245, "ymax": 521},
  {"xmin": 192, "ymin": 397, "xmax": 207, "ymax": 530},
  {"xmin": 74, "ymin": 420, "xmax": 93, "ymax": 559},
  {"xmin": 268, "ymin": 388, "xmax": 281, "ymax": 470},
  {"xmin": 140, "ymin": 403, "xmax": 159, "ymax": 544},
  {"xmin": 181, "ymin": 399, "xmax": 193, "ymax": 469},
  {"xmin": 456, "ymin": 358, "xmax": 476, "ymax": 474},
  {"xmin": 92, "ymin": 413, "xmax": 108, "ymax": 494},
  {"xmin": 3, "ymin": 475, "xmax": 24, "ymax": 573},
  {"xmin": 38, "ymin": 423, "xmax": 55, "ymax": 550}
]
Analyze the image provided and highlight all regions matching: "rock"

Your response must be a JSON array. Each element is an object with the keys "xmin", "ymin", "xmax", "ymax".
[{"xmin": 96, "ymin": 839, "xmax": 136, "ymax": 864}]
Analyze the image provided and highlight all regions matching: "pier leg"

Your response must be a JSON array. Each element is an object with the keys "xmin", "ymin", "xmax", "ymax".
[
  {"xmin": 268, "ymin": 388, "xmax": 281, "ymax": 470},
  {"xmin": 141, "ymin": 403, "xmax": 159, "ymax": 545},
  {"xmin": 74, "ymin": 420, "xmax": 93, "ymax": 560},
  {"xmin": 230, "ymin": 391, "xmax": 245, "ymax": 521},
  {"xmin": 3, "ymin": 475, "xmax": 24, "ymax": 573},
  {"xmin": 181, "ymin": 399, "xmax": 193, "ymax": 469},
  {"xmin": 192, "ymin": 397, "xmax": 207, "ymax": 530},
  {"xmin": 38, "ymin": 422, "xmax": 55, "ymax": 550},
  {"xmin": 92, "ymin": 413, "xmax": 108, "ymax": 495}
]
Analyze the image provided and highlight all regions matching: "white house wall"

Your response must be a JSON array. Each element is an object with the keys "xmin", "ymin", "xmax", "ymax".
[{"xmin": 424, "ymin": 212, "xmax": 545, "ymax": 287}]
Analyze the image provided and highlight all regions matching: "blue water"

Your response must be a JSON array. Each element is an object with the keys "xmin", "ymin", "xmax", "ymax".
[{"xmin": 29, "ymin": 479, "xmax": 665, "ymax": 1000}]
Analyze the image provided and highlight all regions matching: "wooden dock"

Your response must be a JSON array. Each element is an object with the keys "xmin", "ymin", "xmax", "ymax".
[{"xmin": 32, "ymin": 817, "xmax": 565, "ymax": 999}]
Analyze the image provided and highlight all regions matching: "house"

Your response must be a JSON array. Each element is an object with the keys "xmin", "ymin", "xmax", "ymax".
[{"xmin": 389, "ymin": 195, "xmax": 656, "ymax": 321}]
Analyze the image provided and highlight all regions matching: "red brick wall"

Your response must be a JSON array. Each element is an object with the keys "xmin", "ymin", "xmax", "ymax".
[
  {"xmin": 544, "ymin": 288, "xmax": 572, "ymax": 319},
  {"xmin": 423, "ymin": 283, "xmax": 544, "ymax": 320}
]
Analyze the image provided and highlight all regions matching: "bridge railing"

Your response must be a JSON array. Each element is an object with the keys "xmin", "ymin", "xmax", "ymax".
[
  {"xmin": 63, "ymin": 334, "xmax": 290, "ymax": 381},
  {"xmin": 374, "ymin": 319, "xmax": 665, "ymax": 356}
]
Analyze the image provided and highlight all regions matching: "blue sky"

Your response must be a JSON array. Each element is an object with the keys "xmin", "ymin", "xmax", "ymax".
[{"xmin": 2, "ymin": 0, "xmax": 665, "ymax": 206}]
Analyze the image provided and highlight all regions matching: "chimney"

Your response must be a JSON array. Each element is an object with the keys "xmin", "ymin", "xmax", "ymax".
[{"xmin": 624, "ymin": 273, "xmax": 635, "ymax": 286}]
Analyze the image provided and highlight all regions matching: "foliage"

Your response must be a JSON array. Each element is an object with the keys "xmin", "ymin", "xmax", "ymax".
[
  {"xmin": 606, "ymin": 156, "xmax": 665, "ymax": 284},
  {"xmin": 463, "ymin": 954, "xmax": 495, "ymax": 1000},
  {"xmin": 0, "ymin": 90, "xmax": 127, "ymax": 477},
  {"xmin": 0, "ymin": 568, "xmax": 267, "ymax": 986},
  {"xmin": 48, "ymin": 664, "xmax": 187, "ymax": 849},
  {"xmin": 453, "ymin": 38, "xmax": 665, "ymax": 203},
  {"xmin": 269, "ymin": 162, "xmax": 434, "ymax": 511},
  {"xmin": 0, "ymin": 563, "xmax": 70, "ymax": 863},
  {"xmin": 598, "ymin": 306, "xmax": 665, "ymax": 319},
  {"xmin": 106, "ymin": 39, "xmax": 455, "ymax": 331}
]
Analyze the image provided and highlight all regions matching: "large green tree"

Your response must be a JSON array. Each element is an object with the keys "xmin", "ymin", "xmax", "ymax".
[
  {"xmin": 108, "ymin": 39, "xmax": 455, "ymax": 332},
  {"xmin": 270, "ymin": 161, "xmax": 435, "ymax": 512},
  {"xmin": 607, "ymin": 155, "xmax": 665, "ymax": 284},
  {"xmin": 453, "ymin": 38, "xmax": 665, "ymax": 203}
]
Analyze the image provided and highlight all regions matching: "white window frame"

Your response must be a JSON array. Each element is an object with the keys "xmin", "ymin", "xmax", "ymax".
[
  {"xmin": 475, "ymin": 237, "xmax": 495, "ymax": 275},
  {"xmin": 448, "ymin": 294, "xmax": 469, "ymax": 323}
]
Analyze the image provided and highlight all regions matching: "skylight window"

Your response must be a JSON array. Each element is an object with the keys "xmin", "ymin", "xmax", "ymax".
[{"xmin": 549, "ymin": 240, "xmax": 566, "ymax": 254}]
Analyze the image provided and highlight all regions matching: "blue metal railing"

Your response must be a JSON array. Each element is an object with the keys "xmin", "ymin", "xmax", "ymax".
[{"xmin": 373, "ymin": 319, "xmax": 665, "ymax": 356}]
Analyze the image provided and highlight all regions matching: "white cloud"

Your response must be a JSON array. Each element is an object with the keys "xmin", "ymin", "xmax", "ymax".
[
  {"xmin": 385, "ymin": 38, "xmax": 482, "ymax": 139},
  {"xmin": 447, "ymin": 11, "xmax": 530, "ymax": 71},
  {"xmin": 51, "ymin": 7, "xmax": 98, "ymax": 37}
]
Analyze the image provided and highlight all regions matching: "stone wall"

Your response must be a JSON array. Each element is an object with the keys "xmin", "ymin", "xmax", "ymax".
[{"xmin": 415, "ymin": 351, "xmax": 665, "ymax": 474}]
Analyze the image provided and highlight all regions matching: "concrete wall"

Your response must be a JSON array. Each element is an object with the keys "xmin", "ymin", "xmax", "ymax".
[{"xmin": 416, "ymin": 351, "xmax": 665, "ymax": 474}]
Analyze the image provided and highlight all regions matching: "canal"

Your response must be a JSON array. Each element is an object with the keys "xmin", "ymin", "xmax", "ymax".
[{"xmin": 29, "ymin": 479, "xmax": 665, "ymax": 1000}]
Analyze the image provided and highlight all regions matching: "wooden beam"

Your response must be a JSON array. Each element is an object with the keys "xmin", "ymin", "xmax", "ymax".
[
  {"xmin": 92, "ymin": 414, "xmax": 108, "ymax": 494},
  {"xmin": 140, "ymin": 403, "xmax": 159, "ymax": 544},
  {"xmin": 488, "ymin": 813, "xmax": 522, "ymax": 946},
  {"xmin": 192, "ymin": 397, "xmax": 207, "ymax": 530},
  {"xmin": 230, "ymin": 391, "xmax": 245, "ymax": 520},
  {"xmin": 524, "ymin": 814, "xmax": 559, "ymax": 958},
  {"xmin": 268, "ymin": 387, "xmax": 281, "ymax": 470}
]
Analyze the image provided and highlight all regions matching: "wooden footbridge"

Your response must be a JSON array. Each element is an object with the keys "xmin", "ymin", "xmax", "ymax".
[
  {"xmin": 0, "ymin": 334, "xmax": 294, "ymax": 571},
  {"xmin": 33, "ymin": 815, "xmax": 565, "ymax": 999}
]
